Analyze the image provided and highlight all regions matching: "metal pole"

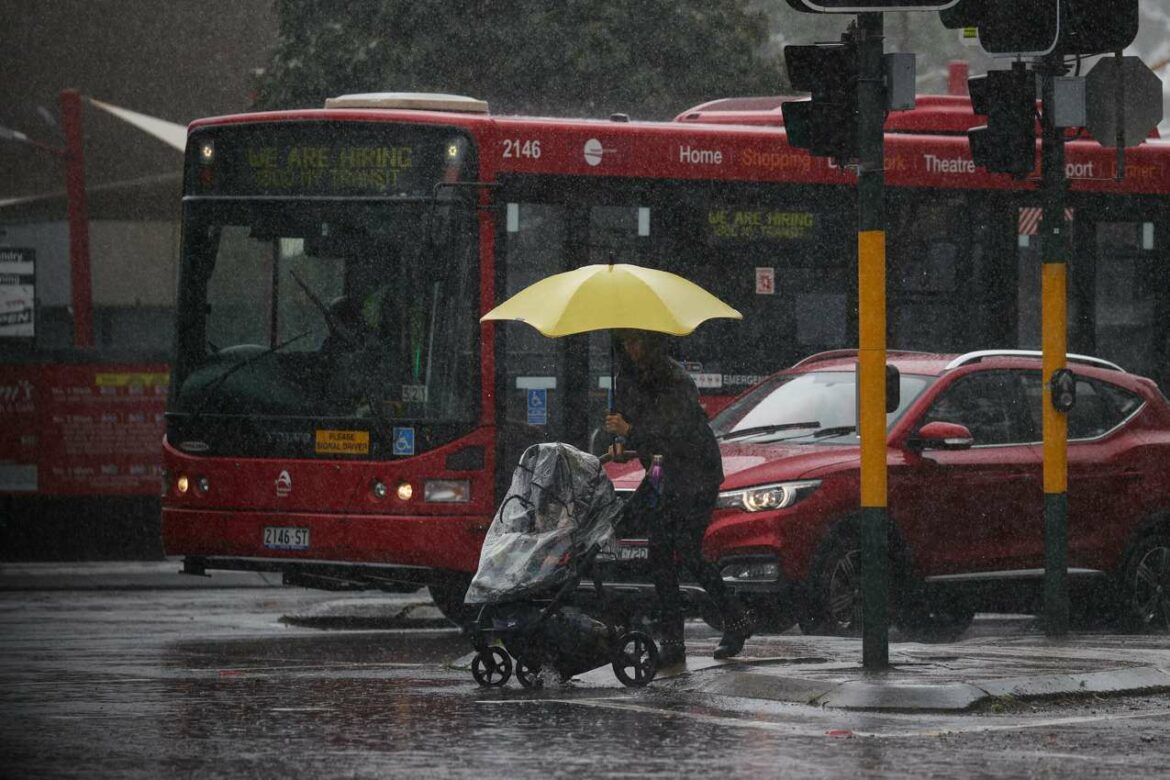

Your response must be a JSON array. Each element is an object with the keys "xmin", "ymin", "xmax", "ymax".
[
  {"xmin": 856, "ymin": 11, "xmax": 889, "ymax": 670},
  {"xmin": 60, "ymin": 89, "xmax": 94, "ymax": 349},
  {"xmin": 1038, "ymin": 57, "xmax": 1070, "ymax": 638}
]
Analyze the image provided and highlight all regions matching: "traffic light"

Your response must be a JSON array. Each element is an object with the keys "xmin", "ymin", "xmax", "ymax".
[
  {"xmin": 942, "ymin": 0, "xmax": 1138, "ymax": 56},
  {"xmin": 1060, "ymin": 1, "xmax": 1139, "ymax": 56},
  {"xmin": 782, "ymin": 40, "xmax": 860, "ymax": 160},
  {"xmin": 967, "ymin": 64, "xmax": 1036, "ymax": 177}
]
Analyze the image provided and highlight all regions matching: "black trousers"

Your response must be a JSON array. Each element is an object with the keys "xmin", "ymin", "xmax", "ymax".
[{"xmin": 646, "ymin": 490, "xmax": 737, "ymax": 641}]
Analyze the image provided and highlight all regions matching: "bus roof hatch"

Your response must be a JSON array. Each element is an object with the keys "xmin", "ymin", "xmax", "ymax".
[{"xmin": 324, "ymin": 92, "xmax": 489, "ymax": 113}]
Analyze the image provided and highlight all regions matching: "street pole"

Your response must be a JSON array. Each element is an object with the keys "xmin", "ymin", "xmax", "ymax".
[
  {"xmin": 1038, "ymin": 56, "xmax": 1069, "ymax": 638},
  {"xmin": 60, "ymin": 88, "xmax": 94, "ymax": 349},
  {"xmin": 856, "ymin": 11, "xmax": 889, "ymax": 670}
]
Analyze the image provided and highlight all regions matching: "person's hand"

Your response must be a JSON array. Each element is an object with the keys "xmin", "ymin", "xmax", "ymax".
[{"xmin": 604, "ymin": 413, "xmax": 631, "ymax": 437}]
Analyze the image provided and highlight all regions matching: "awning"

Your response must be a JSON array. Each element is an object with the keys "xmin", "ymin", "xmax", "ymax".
[{"xmin": 87, "ymin": 98, "xmax": 187, "ymax": 152}]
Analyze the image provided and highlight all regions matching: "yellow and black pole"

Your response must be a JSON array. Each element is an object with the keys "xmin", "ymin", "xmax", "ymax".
[
  {"xmin": 856, "ymin": 11, "xmax": 889, "ymax": 669},
  {"xmin": 1038, "ymin": 55, "xmax": 1070, "ymax": 638}
]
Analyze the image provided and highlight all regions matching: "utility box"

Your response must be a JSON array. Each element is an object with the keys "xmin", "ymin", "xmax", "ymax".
[
  {"xmin": 1053, "ymin": 76, "xmax": 1086, "ymax": 128},
  {"xmin": 885, "ymin": 52, "xmax": 917, "ymax": 111}
]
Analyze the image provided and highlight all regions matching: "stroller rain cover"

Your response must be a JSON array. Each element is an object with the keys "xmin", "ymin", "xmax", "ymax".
[{"xmin": 465, "ymin": 442, "xmax": 621, "ymax": 605}]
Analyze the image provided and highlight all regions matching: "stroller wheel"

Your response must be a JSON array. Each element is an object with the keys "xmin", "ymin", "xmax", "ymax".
[
  {"xmin": 471, "ymin": 647, "xmax": 513, "ymax": 687},
  {"xmin": 612, "ymin": 631, "xmax": 658, "ymax": 688},
  {"xmin": 515, "ymin": 659, "xmax": 544, "ymax": 689}
]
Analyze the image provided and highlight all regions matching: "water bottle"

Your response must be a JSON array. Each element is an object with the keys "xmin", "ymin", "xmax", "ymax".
[{"xmin": 647, "ymin": 454, "xmax": 664, "ymax": 507}]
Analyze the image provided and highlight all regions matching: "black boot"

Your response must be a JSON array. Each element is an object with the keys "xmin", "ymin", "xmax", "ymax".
[
  {"xmin": 658, "ymin": 638, "xmax": 686, "ymax": 667},
  {"xmin": 657, "ymin": 616, "xmax": 686, "ymax": 667},
  {"xmin": 713, "ymin": 608, "xmax": 755, "ymax": 660}
]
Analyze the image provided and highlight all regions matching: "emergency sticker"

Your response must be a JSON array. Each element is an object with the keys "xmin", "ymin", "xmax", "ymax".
[
  {"xmin": 755, "ymin": 267, "xmax": 775, "ymax": 295},
  {"xmin": 315, "ymin": 429, "xmax": 370, "ymax": 455}
]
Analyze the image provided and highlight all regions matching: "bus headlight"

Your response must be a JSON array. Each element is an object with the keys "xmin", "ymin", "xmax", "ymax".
[
  {"xmin": 396, "ymin": 481, "xmax": 414, "ymax": 501},
  {"xmin": 424, "ymin": 479, "xmax": 470, "ymax": 503},
  {"xmin": 715, "ymin": 480, "xmax": 821, "ymax": 512},
  {"xmin": 371, "ymin": 479, "xmax": 388, "ymax": 499},
  {"xmin": 176, "ymin": 475, "xmax": 190, "ymax": 495}
]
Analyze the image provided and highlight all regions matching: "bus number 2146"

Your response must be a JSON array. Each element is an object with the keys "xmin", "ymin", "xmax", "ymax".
[{"xmin": 502, "ymin": 139, "xmax": 541, "ymax": 159}]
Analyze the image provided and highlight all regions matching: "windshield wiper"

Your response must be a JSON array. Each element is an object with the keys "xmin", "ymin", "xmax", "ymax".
[
  {"xmin": 184, "ymin": 329, "xmax": 314, "ymax": 425},
  {"xmin": 717, "ymin": 421, "xmax": 820, "ymax": 442},
  {"xmin": 812, "ymin": 425, "xmax": 857, "ymax": 438}
]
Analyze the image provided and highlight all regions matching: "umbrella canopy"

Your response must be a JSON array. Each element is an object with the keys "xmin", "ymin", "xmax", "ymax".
[{"xmin": 480, "ymin": 263, "xmax": 741, "ymax": 337}]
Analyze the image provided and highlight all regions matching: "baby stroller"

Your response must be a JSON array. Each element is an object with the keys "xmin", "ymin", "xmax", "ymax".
[{"xmin": 464, "ymin": 442, "xmax": 659, "ymax": 688}]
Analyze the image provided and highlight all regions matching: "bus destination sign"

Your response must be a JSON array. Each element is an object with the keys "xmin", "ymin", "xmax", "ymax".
[
  {"xmin": 707, "ymin": 208, "xmax": 819, "ymax": 243},
  {"xmin": 187, "ymin": 123, "xmax": 473, "ymax": 197},
  {"xmin": 245, "ymin": 144, "xmax": 415, "ymax": 192}
]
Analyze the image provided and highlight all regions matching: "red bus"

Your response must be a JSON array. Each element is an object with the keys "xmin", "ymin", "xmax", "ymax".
[{"xmin": 162, "ymin": 91, "xmax": 1169, "ymax": 622}]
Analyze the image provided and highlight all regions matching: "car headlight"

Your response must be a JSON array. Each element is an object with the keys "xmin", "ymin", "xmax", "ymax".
[
  {"xmin": 720, "ymin": 559, "xmax": 782, "ymax": 583},
  {"xmin": 715, "ymin": 480, "xmax": 821, "ymax": 512}
]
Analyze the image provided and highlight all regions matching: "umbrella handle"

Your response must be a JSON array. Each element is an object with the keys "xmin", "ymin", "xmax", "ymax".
[{"xmin": 609, "ymin": 334, "xmax": 617, "ymax": 413}]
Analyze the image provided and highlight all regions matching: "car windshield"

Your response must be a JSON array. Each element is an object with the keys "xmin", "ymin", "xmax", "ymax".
[{"xmin": 710, "ymin": 369, "xmax": 934, "ymax": 443}]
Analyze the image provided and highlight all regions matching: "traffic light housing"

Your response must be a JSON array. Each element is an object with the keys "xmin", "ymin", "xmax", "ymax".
[
  {"xmin": 942, "ymin": 0, "xmax": 1138, "ymax": 56},
  {"xmin": 967, "ymin": 64, "xmax": 1037, "ymax": 177},
  {"xmin": 782, "ymin": 41, "xmax": 859, "ymax": 160}
]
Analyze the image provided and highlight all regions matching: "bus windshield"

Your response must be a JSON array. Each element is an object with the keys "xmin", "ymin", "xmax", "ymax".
[{"xmin": 171, "ymin": 198, "xmax": 479, "ymax": 453}]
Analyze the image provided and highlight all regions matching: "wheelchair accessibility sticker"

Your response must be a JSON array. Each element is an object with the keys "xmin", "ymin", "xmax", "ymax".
[
  {"xmin": 392, "ymin": 427, "xmax": 415, "ymax": 456},
  {"xmin": 527, "ymin": 388, "xmax": 547, "ymax": 426}
]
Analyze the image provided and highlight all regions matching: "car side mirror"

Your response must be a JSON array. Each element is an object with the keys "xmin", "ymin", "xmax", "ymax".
[{"xmin": 909, "ymin": 421, "xmax": 974, "ymax": 451}]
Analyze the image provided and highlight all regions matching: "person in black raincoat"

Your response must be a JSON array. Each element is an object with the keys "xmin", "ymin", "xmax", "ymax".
[{"xmin": 604, "ymin": 329, "xmax": 754, "ymax": 663}]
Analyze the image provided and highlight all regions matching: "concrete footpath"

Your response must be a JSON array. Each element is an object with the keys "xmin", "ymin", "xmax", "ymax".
[{"xmin": 4, "ymin": 559, "xmax": 1169, "ymax": 712}]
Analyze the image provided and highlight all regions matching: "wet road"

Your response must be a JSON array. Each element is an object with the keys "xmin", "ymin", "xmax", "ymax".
[{"xmin": 2, "ymin": 587, "xmax": 1168, "ymax": 778}]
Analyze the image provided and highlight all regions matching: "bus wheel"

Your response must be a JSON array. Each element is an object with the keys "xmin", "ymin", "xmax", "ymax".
[{"xmin": 428, "ymin": 576, "xmax": 475, "ymax": 627}]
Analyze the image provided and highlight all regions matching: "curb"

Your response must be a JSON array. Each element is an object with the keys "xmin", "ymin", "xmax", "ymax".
[
  {"xmin": 0, "ymin": 562, "xmax": 280, "ymax": 591},
  {"xmin": 680, "ymin": 664, "xmax": 1170, "ymax": 711},
  {"xmin": 280, "ymin": 598, "xmax": 454, "ymax": 631}
]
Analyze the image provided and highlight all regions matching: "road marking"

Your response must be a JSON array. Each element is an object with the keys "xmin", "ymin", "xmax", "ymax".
[
  {"xmin": 872, "ymin": 709, "xmax": 1170, "ymax": 739},
  {"xmin": 480, "ymin": 696, "xmax": 1170, "ymax": 740}
]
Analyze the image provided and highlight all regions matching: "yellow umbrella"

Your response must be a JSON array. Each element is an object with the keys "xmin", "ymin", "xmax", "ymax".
[{"xmin": 480, "ymin": 263, "xmax": 741, "ymax": 336}]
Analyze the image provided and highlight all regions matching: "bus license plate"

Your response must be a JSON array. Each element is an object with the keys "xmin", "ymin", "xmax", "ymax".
[
  {"xmin": 618, "ymin": 545, "xmax": 648, "ymax": 561},
  {"xmin": 263, "ymin": 526, "xmax": 310, "ymax": 550}
]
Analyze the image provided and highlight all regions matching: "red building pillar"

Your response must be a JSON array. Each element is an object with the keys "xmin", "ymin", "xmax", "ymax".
[{"xmin": 60, "ymin": 88, "xmax": 94, "ymax": 348}]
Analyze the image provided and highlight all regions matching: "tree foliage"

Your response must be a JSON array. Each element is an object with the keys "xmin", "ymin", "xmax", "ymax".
[{"xmin": 253, "ymin": 0, "xmax": 785, "ymax": 119}]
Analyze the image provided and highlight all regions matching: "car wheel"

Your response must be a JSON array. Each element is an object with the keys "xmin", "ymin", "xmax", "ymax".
[
  {"xmin": 800, "ymin": 533, "xmax": 863, "ymax": 637},
  {"xmin": 428, "ymin": 575, "xmax": 476, "ymax": 627},
  {"xmin": 1119, "ymin": 532, "xmax": 1170, "ymax": 633}
]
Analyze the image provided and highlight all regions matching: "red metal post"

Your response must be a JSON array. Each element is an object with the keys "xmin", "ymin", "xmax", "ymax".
[{"xmin": 60, "ymin": 88, "xmax": 94, "ymax": 348}]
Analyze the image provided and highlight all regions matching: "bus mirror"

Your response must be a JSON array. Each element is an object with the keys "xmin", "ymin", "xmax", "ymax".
[{"xmin": 886, "ymin": 364, "xmax": 900, "ymax": 414}]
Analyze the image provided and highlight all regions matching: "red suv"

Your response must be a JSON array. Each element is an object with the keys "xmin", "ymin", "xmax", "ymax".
[{"xmin": 608, "ymin": 350, "xmax": 1170, "ymax": 638}]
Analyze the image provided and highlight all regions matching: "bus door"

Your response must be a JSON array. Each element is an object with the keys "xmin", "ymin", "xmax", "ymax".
[
  {"xmin": 1069, "ymin": 205, "xmax": 1168, "ymax": 390},
  {"xmin": 887, "ymin": 190, "xmax": 1016, "ymax": 353},
  {"xmin": 495, "ymin": 194, "xmax": 645, "ymax": 475}
]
